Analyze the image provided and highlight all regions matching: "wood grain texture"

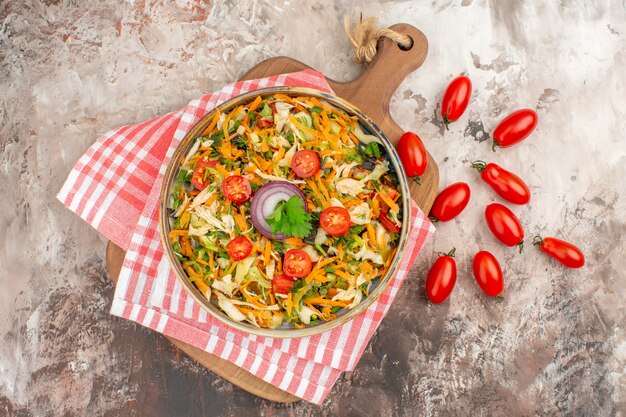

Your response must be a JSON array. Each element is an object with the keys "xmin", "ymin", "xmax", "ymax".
[{"xmin": 106, "ymin": 23, "xmax": 437, "ymax": 403}]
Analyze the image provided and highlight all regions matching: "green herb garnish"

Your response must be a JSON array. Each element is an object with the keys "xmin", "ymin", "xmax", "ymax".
[{"xmin": 265, "ymin": 195, "xmax": 313, "ymax": 238}]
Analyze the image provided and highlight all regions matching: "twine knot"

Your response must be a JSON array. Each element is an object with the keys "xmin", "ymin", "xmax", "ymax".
[{"xmin": 344, "ymin": 15, "xmax": 413, "ymax": 64}]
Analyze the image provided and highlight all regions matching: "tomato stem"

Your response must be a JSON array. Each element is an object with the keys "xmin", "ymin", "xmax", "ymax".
[
  {"xmin": 532, "ymin": 236, "xmax": 544, "ymax": 246},
  {"xmin": 443, "ymin": 115, "xmax": 450, "ymax": 131},
  {"xmin": 491, "ymin": 141, "xmax": 500, "ymax": 152},
  {"xmin": 413, "ymin": 176, "xmax": 421, "ymax": 185},
  {"xmin": 517, "ymin": 240, "xmax": 524, "ymax": 254},
  {"xmin": 437, "ymin": 247, "xmax": 456, "ymax": 258},
  {"xmin": 428, "ymin": 215, "xmax": 439, "ymax": 223},
  {"xmin": 496, "ymin": 294, "xmax": 505, "ymax": 301},
  {"xmin": 470, "ymin": 160, "xmax": 487, "ymax": 173}
]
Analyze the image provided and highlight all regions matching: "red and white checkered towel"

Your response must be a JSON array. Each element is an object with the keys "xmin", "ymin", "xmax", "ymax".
[{"xmin": 58, "ymin": 69, "xmax": 435, "ymax": 404}]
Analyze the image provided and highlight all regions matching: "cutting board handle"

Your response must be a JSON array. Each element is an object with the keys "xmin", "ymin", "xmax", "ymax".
[{"xmin": 330, "ymin": 23, "xmax": 428, "ymax": 142}]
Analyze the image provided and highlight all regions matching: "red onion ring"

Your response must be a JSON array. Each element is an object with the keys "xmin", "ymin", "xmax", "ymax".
[{"xmin": 250, "ymin": 181, "xmax": 307, "ymax": 240}]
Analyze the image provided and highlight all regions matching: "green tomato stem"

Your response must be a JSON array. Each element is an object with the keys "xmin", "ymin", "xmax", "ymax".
[{"xmin": 471, "ymin": 160, "xmax": 487, "ymax": 173}]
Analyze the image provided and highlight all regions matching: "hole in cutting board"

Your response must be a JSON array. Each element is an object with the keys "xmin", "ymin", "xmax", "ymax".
[{"xmin": 397, "ymin": 35, "xmax": 414, "ymax": 51}]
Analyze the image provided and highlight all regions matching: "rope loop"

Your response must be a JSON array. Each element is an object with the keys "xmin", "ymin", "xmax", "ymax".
[{"xmin": 344, "ymin": 14, "xmax": 413, "ymax": 64}]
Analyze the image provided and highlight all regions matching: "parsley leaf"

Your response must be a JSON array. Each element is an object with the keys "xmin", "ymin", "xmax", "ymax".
[{"xmin": 266, "ymin": 196, "xmax": 312, "ymax": 238}]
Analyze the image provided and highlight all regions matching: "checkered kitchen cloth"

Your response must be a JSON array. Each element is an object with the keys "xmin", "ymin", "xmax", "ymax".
[{"xmin": 58, "ymin": 69, "xmax": 435, "ymax": 404}]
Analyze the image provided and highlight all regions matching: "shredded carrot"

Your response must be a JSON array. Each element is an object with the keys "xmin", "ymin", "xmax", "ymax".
[
  {"xmin": 200, "ymin": 109, "xmax": 221, "ymax": 137},
  {"xmin": 377, "ymin": 188, "xmax": 400, "ymax": 213},
  {"xmin": 248, "ymin": 95, "xmax": 262, "ymax": 112},
  {"xmin": 372, "ymin": 198, "xmax": 380, "ymax": 217},
  {"xmin": 307, "ymin": 297, "xmax": 350, "ymax": 307},
  {"xmin": 366, "ymin": 223, "xmax": 377, "ymax": 247},
  {"xmin": 194, "ymin": 279, "xmax": 210, "ymax": 295},
  {"xmin": 316, "ymin": 177, "xmax": 331, "ymax": 203},
  {"xmin": 181, "ymin": 236, "xmax": 193, "ymax": 258},
  {"xmin": 286, "ymin": 292, "xmax": 294, "ymax": 316},
  {"xmin": 183, "ymin": 263, "xmax": 200, "ymax": 277},
  {"xmin": 306, "ymin": 179, "xmax": 326, "ymax": 206},
  {"xmin": 289, "ymin": 116, "xmax": 319, "ymax": 138},
  {"xmin": 208, "ymin": 251, "xmax": 215, "ymax": 270},
  {"xmin": 273, "ymin": 94, "xmax": 294, "ymax": 104},
  {"xmin": 168, "ymin": 229, "xmax": 188, "ymax": 239},
  {"xmin": 285, "ymin": 237, "xmax": 303, "ymax": 247},
  {"xmin": 234, "ymin": 213, "xmax": 247, "ymax": 232},
  {"xmin": 204, "ymin": 193, "xmax": 217, "ymax": 207},
  {"xmin": 215, "ymin": 163, "xmax": 230, "ymax": 178},
  {"xmin": 226, "ymin": 261, "xmax": 238, "ymax": 275},
  {"xmin": 337, "ymin": 244, "xmax": 344, "ymax": 258},
  {"xmin": 273, "ymin": 146, "xmax": 286, "ymax": 162},
  {"xmin": 263, "ymin": 240, "xmax": 272, "ymax": 266},
  {"xmin": 315, "ymin": 256, "xmax": 337, "ymax": 269}
]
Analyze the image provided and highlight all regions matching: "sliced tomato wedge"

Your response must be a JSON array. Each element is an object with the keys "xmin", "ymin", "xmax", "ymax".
[
  {"xmin": 290, "ymin": 150, "xmax": 320, "ymax": 178},
  {"xmin": 272, "ymin": 273, "xmax": 295, "ymax": 295},
  {"xmin": 190, "ymin": 157, "xmax": 218, "ymax": 190},
  {"xmin": 379, "ymin": 210, "xmax": 400, "ymax": 233},
  {"xmin": 222, "ymin": 175, "xmax": 252, "ymax": 203},
  {"xmin": 320, "ymin": 206, "xmax": 351, "ymax": 237},
  {"xmin": 283, "ymin": 249, "xmax": 312, "ymax": 278},
  {"xmin": 256, "ymin": 118, "xmax": 274, "ymax": 129},
  {"xmin": 226, "ymin": 236, "xmax": 253, "ymax": 261}
]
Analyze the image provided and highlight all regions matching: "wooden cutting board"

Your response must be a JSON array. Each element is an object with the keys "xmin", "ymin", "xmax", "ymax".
[{"xmin": 105, "ymin": 23, "xmax": 438, "ymax": 403}]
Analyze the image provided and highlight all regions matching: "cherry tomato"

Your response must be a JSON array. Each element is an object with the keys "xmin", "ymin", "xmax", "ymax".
[
  {"xmin": 190, "ymin": 157, "xmax": 218, "ymax": 190},
  {"xmin": 283, "ymin": 249, "xmax": 312, "ymax": 278},
  {"xmin": 396, "ymin": 132, "xmax": 428, "ymax": 181},
  {"xmin": 256, "ymin": 118, "xmax": 274, "ymax": 129},
  {"xmin": 533, "ymin": 236, "xmax": 585, "ymax": 268},
  {"xmin": 379, "ymin": 209, "xmax": 400, "ymax": 233},
  {"xmin": 226, "ymin": 236, "xmax": 253, "ymax": 261},
  {"xmin": 425, "ymin": 248, "xmax": 457, "ymax": 304},
  {"xmin": 473, "ymin": 251, "xmax": 504, "ymax": 296},
  {"xmin": 320, "ymin": 206, "xmax": 351, "ymax": 237},
  {"xmin": 485, "ymin": 203, "xmax": 524, "ymax": 251},
  {"xmin": 492, "ymin": 109, "xmax": 538, "ymax": 150},
  {"xmin": 429, "ymin": 182, "xmax": 471, "ymax": 222},
  {"xmin": 272, "ymin": 273, "xmax": 295, "ymax": 295},
  {"xmin": 222, "ymin": 175, "xmax": 252, "ymax": 203},
  {"xmin": 471, "ymin": 161, "xmax": 530, "ymax": 205},
  {"xmin": 291, "ymin": 150, "xmax": 320, "ymax": 178},
  {"xmin": 441, "ymin": 75, "xmax": 472, "ymax": 129}
]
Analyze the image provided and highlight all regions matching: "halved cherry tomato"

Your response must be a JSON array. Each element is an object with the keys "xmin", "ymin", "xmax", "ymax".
[
  {"xmin": 429, "ymin": 182, "xmax": 471, "ymax": 222},
  {"xmin": 283, "ymin": 249, "xmax": 312, "ymax": 278},
  {"xmin": 471, "ymin": 160, "xmax": 530, "ymax": 205},
  {"xmin": 425, "ymin": 248, "xmax": 457, "ymax": 304},
  {"xmin": 396, "ymin": 131, "xmax": 428, "ymax": 181},
  {"xmin": 272, "ymin": 273, "xmax": 295, "ymax": 295},
  {"xmin": 441, "ymin": 75, "xmax": 472, "ymax": 129},
  {"xmin": 226, "ymin": 236, "xmax": 253, "ymax": 261},
  {"xmin": 222, "ymin": 175, "xmax": 252, "ymax": 203},
  {"xmin": 256, "ymin": 118, "xmax": 274, "ymax": 129},
  {"xmin": 485, "ymin": 203, "xmax": 524, "ymax": 251},
  {"xmin": 320, "ymin": 206, "xmax": 351, "ymax": 237},
  {"xmin": 492, "ymin": 109, "xmax": 537, "ymax": 150},
  {"xmin": 190, "ymin": 157, "xmax": 218, "ymax": 190},
  {"xmin": 473, "ymin": 251, "xmax": 504, "ymax": 296},
  {"xmin": 379, "ymin": 209, "xmax": 400, "ymax": 233},
  {"xmin": 291, "ymin": 150, "xmax": 320, "ymax": 178},
  {"xmin": 533, "ymin": 236, "xmax": 584, "ymax": 268}
]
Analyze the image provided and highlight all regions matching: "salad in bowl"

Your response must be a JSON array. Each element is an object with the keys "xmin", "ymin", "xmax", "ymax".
[{"xmin": 161, "ymin": 88, "xmax": 410, "ymax": 337}]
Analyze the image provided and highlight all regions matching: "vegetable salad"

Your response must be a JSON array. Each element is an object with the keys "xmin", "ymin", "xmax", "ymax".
[{"xmin": 167, "ymin": 93, "xmax": 403, "ymax": 329}]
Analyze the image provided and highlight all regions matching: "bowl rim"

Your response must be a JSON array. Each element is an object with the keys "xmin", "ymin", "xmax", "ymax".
[{"xmin": 159, "ymin": 86, "xmax": 412, "ymax": 338}]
